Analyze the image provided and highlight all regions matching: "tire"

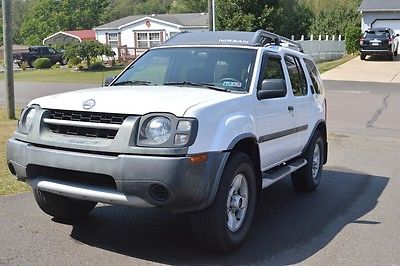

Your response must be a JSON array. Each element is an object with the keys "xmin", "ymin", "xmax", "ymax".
[
  {"xmin": 291, "ymin": 131, "xmax": 324, "ymax": 192},
  {"xmin": 388, "ymin": 52, "xmax": 394, "ymax": 61},
  {"xmin": 394, "ymin": 49, "xmax": 398, "ymax": 57},
  {"xmin": 190, "ymin": 152, "xmax": 257, "ymax": 252},
  {"xmin": 33, "ymin": 188, "xmax": 97, "ymax": 220},
  {"xmin": 360, "ymin": 53, "xmax": 366, "ymax": 60},
  {"xmin": 28, "ymin": 59, "xmax": 35, "ymax": 68}
]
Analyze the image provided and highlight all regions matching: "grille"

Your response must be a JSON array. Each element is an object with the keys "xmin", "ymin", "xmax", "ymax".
[
  {"xmin": 27, "ymin": 165, "xmax": 117, "ymax": 189},
  {"xmin": 45, "ymin": 109, "xmax": 129, "ymax": 139},
  {"xmin": 48, "ymin": 109, "xmax": 128, "ymax": 124}
]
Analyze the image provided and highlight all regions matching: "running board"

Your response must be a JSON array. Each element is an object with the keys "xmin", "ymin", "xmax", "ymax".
[{"xmin": 262, "ymin": 158, "xmax": 307, "ymax": 189}]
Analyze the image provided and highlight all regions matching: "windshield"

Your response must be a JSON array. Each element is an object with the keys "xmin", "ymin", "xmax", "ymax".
[{"xmin": 112, "ymin": 47, "xmax": 257, "ymax": 92}]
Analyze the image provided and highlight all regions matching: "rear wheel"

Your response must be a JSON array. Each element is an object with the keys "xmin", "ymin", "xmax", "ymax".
[
  {"xmin": 388, "ymin": 52, "xmax": 394, "ymax": 61},
  {"xmin": 33, "ymin": 189, "xmax": 97, "ymax": 220},
  {"xmin": 394, "ymin": 49, "xmax": 398, "ymax": 57},
  {"xmin": 28, "ymin": 59, "xmax": 35, "ymax": 68},
  {"xmin": 291, "ymin": 131, "xmax": 324, "ymax": 191},
  {"xmin": 190, "ymin": 152, "xmax": 257, "ymax": 252},
  {"xmin": 360, "ymin": 53, "xmax": 366, "ymax": 60}
]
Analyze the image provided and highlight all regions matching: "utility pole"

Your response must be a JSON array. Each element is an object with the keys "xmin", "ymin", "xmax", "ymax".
[
  {"xmin": 208, "ymin": 0, "xmax": 214, "ymax": 31},
  {"xmin": 2, "ymin": 0, "xmax": 15, "ymax": 119}
]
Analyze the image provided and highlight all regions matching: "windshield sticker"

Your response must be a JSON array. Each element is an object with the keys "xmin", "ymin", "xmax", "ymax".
[{"xmin": 223, "ymin": 81, "xmax": 242, "ymax": 88}]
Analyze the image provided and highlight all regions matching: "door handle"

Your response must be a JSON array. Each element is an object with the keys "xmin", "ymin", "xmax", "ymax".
[{"xmin": 288, "ymin": 106, "xmax": 294, "ymax": 111}]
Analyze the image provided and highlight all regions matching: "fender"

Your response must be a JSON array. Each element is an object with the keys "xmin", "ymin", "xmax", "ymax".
[{"xmin": 302, "ymin": 119, "xmax": 328, "ymax": 164}]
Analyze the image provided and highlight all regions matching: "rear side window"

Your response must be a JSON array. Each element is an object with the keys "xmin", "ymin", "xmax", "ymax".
[
  {"xmin": 285, "ymin": 55, "xmax": 307, "ymax": 96},
  {"xmin": 304, "ymin": 58, "xmax": 324, "ymax": 94}
]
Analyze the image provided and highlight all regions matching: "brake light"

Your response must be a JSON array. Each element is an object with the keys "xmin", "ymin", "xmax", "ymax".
[
  {"xmin": 359, "ymin": 38, "xmax": 364, "ymax": 45},
  {"xmin": 388, "ymin": 38, "xmax": 393, "ymax": 45}
]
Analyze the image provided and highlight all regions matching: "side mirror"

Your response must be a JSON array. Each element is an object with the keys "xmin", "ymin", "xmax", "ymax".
[
  {"xmin": 104, "ymin": 76, "xmax": 115, "ymax": 86},
  {"xmin": 396, "ymin": 34, "xmax": 400, "ymax": 37},
  {"xmin": 257, "ymin": 79, "xmax": 287, "ymax": 100}
]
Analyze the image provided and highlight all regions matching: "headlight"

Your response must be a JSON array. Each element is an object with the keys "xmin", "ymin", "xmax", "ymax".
[
  {"xmin": 137, "ymin": 114, "xmax": 198, "ymax": 147},
  {"xmin": 143, "ymin": 116, "xmax": 172, "ymax": 144},
  {"xmin": 18, "ymin": 105, "xmax": 39, "ymax": 134}
]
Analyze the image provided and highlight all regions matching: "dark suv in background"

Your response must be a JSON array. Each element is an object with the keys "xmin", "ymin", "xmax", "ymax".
[{"xmin": 360, "ymin": 28, "xmax": 399, "ymax": 61}]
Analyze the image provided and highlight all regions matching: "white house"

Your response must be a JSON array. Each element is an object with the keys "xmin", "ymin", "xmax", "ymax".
[
  {"xmin": 93, "ymin": 13, "xmax": 208, "ymax": 60},
  {"xmin": 359, "ymin": 0, "xmax": 400, "ymax": 34}
]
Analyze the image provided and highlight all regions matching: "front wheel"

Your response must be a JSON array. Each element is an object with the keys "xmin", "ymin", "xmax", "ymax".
[
  {"xmin": 190, "ymin": 152, "xmax": 257, "ymax": 252},
  {"xmin": 33, "ymin": 189, "xmax": 97, "ymax": 220},
  {"xmin": 291, "ymin": 131, "xmax": 324, "ymax": 191}
]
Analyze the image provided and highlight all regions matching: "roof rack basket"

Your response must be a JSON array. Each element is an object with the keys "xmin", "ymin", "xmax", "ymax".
[{"xmin": 252, "ymin": 30, "xmax": 304, "ymax": 53}]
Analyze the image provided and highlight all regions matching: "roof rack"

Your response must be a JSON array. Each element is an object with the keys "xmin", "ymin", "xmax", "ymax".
[
  {"xmin": 252, "ymin": 30, "xmax": 304, "ymax": 52},
  {"xmin": 161, "ymin": 30, "xmax": 304, "ymax": 52}
]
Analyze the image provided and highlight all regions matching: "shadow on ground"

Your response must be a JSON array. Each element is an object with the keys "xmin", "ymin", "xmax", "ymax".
[
  {"xmin": 364, "ymin": 54, "xmax": 400, "ymax": 62},
  {"xmin": 66, "ymin": 167, "xmax": 388, "ymax": 265}
]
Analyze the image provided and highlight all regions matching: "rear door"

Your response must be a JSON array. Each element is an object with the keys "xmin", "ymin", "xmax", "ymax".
[{"xmin": 283, "ymin": 54, "xmax": 313, "ymax": 154}]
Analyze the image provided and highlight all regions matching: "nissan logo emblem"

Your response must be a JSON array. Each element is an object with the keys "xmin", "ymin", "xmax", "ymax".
[{"xmin": 83, "ymin": 99, "xmax": 96, "ymax": 110}]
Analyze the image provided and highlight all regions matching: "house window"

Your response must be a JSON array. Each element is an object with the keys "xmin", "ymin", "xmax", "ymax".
[
  {"xmin": 136, "ymin": 32, "xmax": 161, "ymax": 48},
  {"xmin": 108, "ymin": 33, "xmax": 119, "ymax": 48}
]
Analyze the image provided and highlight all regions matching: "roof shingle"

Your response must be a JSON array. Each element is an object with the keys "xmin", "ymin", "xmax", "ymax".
[
  {"xmin": 94, "ymin": 13, "xmax": 208, "ymax": 30},
  {"xmin": 359, "ymin": 0, "xmax": 400, "ymax": 11}
]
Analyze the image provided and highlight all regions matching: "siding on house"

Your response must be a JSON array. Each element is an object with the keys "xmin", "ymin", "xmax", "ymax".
[{"xmin": 94, "ymin": 13, "xmax": 208, "ymax": 59}]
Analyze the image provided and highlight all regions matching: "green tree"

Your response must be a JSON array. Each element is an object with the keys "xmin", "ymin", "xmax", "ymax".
[
  {"xmin": 306, "ymin": 0, "xmax": 362, "ymax": 36},
  {"xmin": 170, "ymin": 0, "xmax": 312, "ymax": 37},
  {"xmin": 19, "ymin": 0, "xmax": 108, "ymax": 45},
  {"xmin": 101, "ymin": 0, "xmax": 172, "ymax": 22},
  {"xmin": 64, "ymin": 41, "xmax": 113, "ymax": 68}
]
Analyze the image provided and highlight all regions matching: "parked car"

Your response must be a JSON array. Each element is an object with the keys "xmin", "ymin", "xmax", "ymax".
[
  {"xmin": 7, "ymin": 30, "xmax": 328, "ymax": 252},
  {"xmin": 360, "ymin": 27, "xmax": 399, "ymax": 60},
  {"xmin": 13, "ymin": 46, "xmax": 65, "ymax": 67}
]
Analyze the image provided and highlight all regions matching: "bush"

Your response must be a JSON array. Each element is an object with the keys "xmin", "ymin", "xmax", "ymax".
[
  {"xmin": 88, "ymin": 61, "xmax": 105, "ymax": 71},
  {"xmin": 20, "ymin": 62, "xmax": 28, "ymax": 71},
  {"xmin": 345, "ymin": 26, "xmax": 362, "ymax": 55},
  {"xmin": 33, "ymin": 58, "xmax": 52, "ymax": 69},
  {"xmin": 53, "ymin": 62, "xmax": 61, "ymax": 69},
  {"xmin": 68, "ymin": 56, "xmax": 81, "ymax": 66},
  {"xmin": 76, "ymin": 63, "xmax": 85, "ymax": 71}
]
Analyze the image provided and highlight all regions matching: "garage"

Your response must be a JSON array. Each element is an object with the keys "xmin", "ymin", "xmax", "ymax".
[
  {"xmin": 372, "ymin": 19, "xmax": 400, "ymax": 35},
  {"xmin": 359, "ymin": 0, "xmax": 400, "ymax": 34}
]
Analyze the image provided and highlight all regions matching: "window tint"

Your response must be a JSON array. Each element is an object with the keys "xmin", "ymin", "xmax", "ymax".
[
  {"xmin": 304, "ymin": 58, "xmax": 324, "ymax": 94},
  {"xmin": 364, "ymin": 30, "xmax": 389, "ymax": 38},
  {"xmin": 285, "ymin": 55, "xmax": 307, "ymax": 96},
  {"xmin": 262, "ymin": 56, "xmax": 285, "ymax": 80}
]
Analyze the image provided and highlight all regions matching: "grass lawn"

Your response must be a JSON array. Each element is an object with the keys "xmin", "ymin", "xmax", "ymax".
[
  {"xmin": 0, "ymin": 109, "xmax": 30, "ymax": 196},
  {"xmin": 317, "ymin": 55, "xmax": 356, "ymax": 74},
  {"xmin": 0, "ymin": 66, "xmax": 125, "ymax": 84}
]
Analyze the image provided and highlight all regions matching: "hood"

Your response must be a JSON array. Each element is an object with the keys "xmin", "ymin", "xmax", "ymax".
[{"xmin": 29, "ymin": 85, "xmax": 241, "ymax": 117}]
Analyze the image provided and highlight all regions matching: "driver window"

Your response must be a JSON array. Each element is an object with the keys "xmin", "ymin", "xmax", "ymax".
[
  {"xmin": 261, "ymin": 56, "xmax": 285, "ymax": 81},
  {"xmin": 48, "ymin": 48, "xmax": 56, "ymax": 54}
]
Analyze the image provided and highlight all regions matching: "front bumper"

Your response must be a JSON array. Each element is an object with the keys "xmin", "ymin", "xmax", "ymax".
[{"xmin": 7, "ymin": 138, "xmax": 228, "ymax": 213}]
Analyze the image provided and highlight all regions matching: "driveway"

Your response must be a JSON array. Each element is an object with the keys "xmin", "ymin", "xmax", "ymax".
[{"xmin": 322, "ymin": 56, "xmax": 400, "ymax": 83}]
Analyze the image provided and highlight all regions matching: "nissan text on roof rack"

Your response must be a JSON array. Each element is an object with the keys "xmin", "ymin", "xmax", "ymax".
[{"xmin": 7, "ymin": 30, "xmax": 328, "ymax": 252}]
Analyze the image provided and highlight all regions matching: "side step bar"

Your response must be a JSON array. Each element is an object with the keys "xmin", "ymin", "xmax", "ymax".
[{"xmin": 262, "ymin": 158, "xmax": 307, "ymax": 189}]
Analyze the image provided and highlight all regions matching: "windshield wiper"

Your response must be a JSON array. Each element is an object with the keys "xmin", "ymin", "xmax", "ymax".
[
  {"xmin": 113, "ymin": 80, "xmax": 151, "ymax": 86},
  {"xmin": 164, "ymin": 81, "xmax": 231, "ymax": 92}
]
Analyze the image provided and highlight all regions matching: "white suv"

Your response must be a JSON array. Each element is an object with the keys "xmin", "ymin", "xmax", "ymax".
[{"xmin": 7, "ymin": 30, "xmax": 327, "ymax": 252}]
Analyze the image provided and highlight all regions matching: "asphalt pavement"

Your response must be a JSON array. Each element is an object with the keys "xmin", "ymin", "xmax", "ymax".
[{"xmin": 1, "ymin": 57, "xmax": 400, "ymax": 264}]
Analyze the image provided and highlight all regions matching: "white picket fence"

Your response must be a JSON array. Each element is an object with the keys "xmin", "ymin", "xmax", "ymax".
[{"xmin": 293, "ymin": 35, "xmax": 346, "ymax": 62}]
